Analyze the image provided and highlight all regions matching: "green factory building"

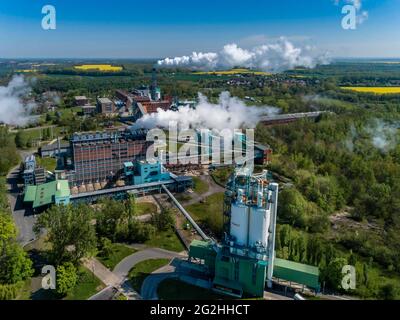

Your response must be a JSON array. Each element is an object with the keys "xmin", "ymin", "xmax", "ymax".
[
  {"xmin": 189, "ymin": 240, "xmax": 320, "ymax": 298},
  {"xmin": 23, "ymin": 180, "xmax": 71, "ymax": 210}
]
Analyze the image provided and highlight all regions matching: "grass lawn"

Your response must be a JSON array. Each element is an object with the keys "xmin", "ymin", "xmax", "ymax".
[
  {"xmin": 65, "ymin": 266, "xmax": 105, "ymax": 300},
  {"xmin": 97, "ymin": 243, "xmax": 136, "ymax": 270},
  {"xmin": 15, "ymin": 279, "xmax": 32, "ymax": 300},
  {"xmin": 145, "ymin": 228, "xmax": 185, "ymax": 252},
  {"xmin": 36, "ymin": 157, "xmax": 57, "ymax": 172},
  {"xmin": 128, "ymin": 258, "xmax": 170, "ymax": 292},
  {"xmin": 22, "ymin": 266, "xmax": 104, "ymax": 300},
  {"xmin": 192, "ymin": 176, "xmax": 209, "ymax": 194},
  {"xmin": 135, "ymin": 202, "xmax": 158, "ymax": 216},
  {"xmin": 157, "ymin": 279, "xmax": 227, "ymax": 300},
  {"xmin": 185, "ymin": 192, "xmax": 224, "ymax": 235}
]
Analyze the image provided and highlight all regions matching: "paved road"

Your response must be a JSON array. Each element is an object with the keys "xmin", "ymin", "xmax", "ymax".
[
  {"xmin": 140, "ymin": 259, "xmax": 212, "ymax": 300},
  {"xmin": 6, "ymin": 166, "xmax": 37, "ymax": 246},
  {"xmin": 113, "ymin": 248, "xmax": 185, "ymax": 279},
  {"xmin": 141, "ymin": 264, "xmax": 179, "ymax": 300},
  {"xmin": 83, "ymin": 257, "xmax": 142, "ymax": 300},
  {"xmin": 86, "ymin": 248, "xmax": 185, "ymax": 300}
]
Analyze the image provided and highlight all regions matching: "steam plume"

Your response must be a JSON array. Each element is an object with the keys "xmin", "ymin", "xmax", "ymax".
[
  {"xmin": 131, "ymin": 92, "xmax": 280, "ymax": 131},
  {"xmin": 0, "ymin": 75, "xmax": 36, "ymax": 126},
  {"xmin": 158, "ymin": 38, "xmax": 330, "ymax": 72}
]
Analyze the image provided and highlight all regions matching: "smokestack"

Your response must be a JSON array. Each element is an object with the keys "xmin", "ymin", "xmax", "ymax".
[
  {"xmin": 57, "ymin": 136, "xmax": 61, "ymax": 155},
  {"xmin": 151, "ymin": 67, "xmax": 157, "ymax": 101}
]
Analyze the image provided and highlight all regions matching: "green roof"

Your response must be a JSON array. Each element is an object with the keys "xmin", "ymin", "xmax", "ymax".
[
  {"xmin": 190, "ymin": 239, "xmax": 213, "ymax": 249},
  {"xmin": 274, "ymin": 258, "xmax": 319, "ymax": 276},
  {"xmin": 24, "ymin": 186, "xmax": 37, "ymax": 202},
  {"xmin": 54, "ymin": 180, "xmax": 70, "ymax": 198},
  {"xmin": 273, "ymin": 258, "xmax": 320, "ymax": 290},
  {"xmin": 24, "ymin": 180, "xmax": 70, "ymax": 209},
  {"xmin": 124, "ymin": 162, "xmax": 134, "ymax": 167}
]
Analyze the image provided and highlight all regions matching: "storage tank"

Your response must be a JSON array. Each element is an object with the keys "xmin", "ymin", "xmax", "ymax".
[
  {"xmin": 249, "ymin": 192, "xmax": 270, "ymax": 248},
  {"xmin": 230, "ymin": 189, "xmax": 249, "ymax": 246},
  {"xmin": 249, "ymin": 206, "xmax": 270, "ymax": 248}
]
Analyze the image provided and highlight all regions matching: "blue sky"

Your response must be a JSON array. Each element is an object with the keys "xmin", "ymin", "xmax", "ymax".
[{"xmin": 0, "ymin": 0, "xmax": 398, "ymax": 58}]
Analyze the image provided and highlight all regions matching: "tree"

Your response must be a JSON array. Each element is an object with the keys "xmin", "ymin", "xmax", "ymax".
[
  {"xmin": 56, "ymin": 262, "xmax": 78, "ymax": 296},
  {"xmin": 34, "ymin": 204, "xmax": 97, "ymax": 264},
  {"xmin": 15, "ymin": 131, "xmax": 24, "ymax": 148},
  {"xmin": 95, "ymin": 198, "xmax": 126, "ymax": 242},
  {"xmin": 0, "ymin": 243, "xmax": 33, "ymax": 284},
  {"xmin": 324, "ymin": 258, "xmax": 348, "ymax": 291},
  {"xmin": 0, "ymin": 212, "xmax": 17, "ymax": 244},
  {"xmin": 379, "ymin": 283, "xmax": 399, "ymax": 300},
  {"xmin": 151, "ymin": 209, "xmax": 175, "ymax": 231},
  {"xmin": 99, "ymin": 237, "xmax": 112, "ymax": 257},
  {"xmin": 0, "ymin": 212, "xmax": 33, "ymax": 285}
]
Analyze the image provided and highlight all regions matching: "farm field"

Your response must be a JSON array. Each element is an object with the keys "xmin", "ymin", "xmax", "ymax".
[
  {"xmin": 74, "ymin": 64, "xmax": 123, "ymax": 72},
  {"xmin": 340, "ymin": 86, "xmax": 400, "ymax": 94}
]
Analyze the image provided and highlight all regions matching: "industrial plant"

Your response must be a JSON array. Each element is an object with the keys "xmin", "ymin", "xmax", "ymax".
[
  {"xmin": 20, "ymin": 70, "xmax": 324, "ymax": 299},
  {"xmin": 186, "ymin": 167, "xmax": 320, "ymax": 298}
]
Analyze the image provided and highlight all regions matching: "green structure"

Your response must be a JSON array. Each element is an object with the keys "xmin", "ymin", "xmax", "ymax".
[
  {"xmin": 273, "ymin": 258, "xmax": 320, "ymax": 291},
  {"xmin": 189, "ymin": 240, "xmax": 320, "ymax": 298},
  {"xmin": 24, "ymin": 180, "xmax": 71, "ymax": 210}
]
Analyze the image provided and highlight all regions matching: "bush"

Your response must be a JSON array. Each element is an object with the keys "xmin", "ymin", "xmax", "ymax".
[
  {"xmin": 56, "ymin": 262, "xmax": 78, "ymax": 296},
  {"xmin": 0, "ymin": 283, "xmax": 19, "ymax": 300}
]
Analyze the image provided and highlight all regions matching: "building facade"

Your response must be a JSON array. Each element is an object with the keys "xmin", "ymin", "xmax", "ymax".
[{"xmin": 69, "ymin": 130, "xmax": 152, "ymax": 185}]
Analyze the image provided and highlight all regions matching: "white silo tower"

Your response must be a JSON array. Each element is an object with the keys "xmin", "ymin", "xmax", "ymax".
[{"xmin": 229, "ymin": 189, "xmax": 249, "ymax": 247}]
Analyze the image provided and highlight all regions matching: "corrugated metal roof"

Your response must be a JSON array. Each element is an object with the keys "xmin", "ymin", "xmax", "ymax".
[
  {"xmin": 24, "ymin": 186, "xmax": 37, "ymax": 202},
  {"xmin": 25, "ymin": 180, "xmax": 71, "ymax": 209}
]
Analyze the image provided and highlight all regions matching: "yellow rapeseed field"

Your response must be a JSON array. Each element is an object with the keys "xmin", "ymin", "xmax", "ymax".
[
  {"xmin": 194, "ymin": 68, "xmax": 270, "ymax": 76},
  {"xmin": 341, "ymin": 87, "xmax": 400, "ymax": 94},
  {"xmin": 74, "ymin": 64, "xmax": 123, "ymax": 72}
]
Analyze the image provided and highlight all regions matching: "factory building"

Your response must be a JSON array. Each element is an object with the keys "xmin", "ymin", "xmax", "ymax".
[
  {"xmin": 188, "ymin": 167, "xmax": 320, "ymax": 297},
  {"xmin": 96, "ymin": 97, "xmax": 115, "ymax": 115},
  {"xmin": 132, "ymin": 99, "xmax": 173, "ymax": 121},
  {"xmin": 68, "ymin": 129, "xmax": 152, "ymax": 186},
  {"xmin": 74, "ymin": 96, "xmax": 89, "ymax": 106},
  {"xmin": 123, "ymin": 160, "xmax": 171, "ymax": 185},
  {"xmin": 23, "ymin": 180, "xmax": 71, "ymax": 211},
  {"xmin": 39, "ymin": 141, "xmax": 70, "ymax": 158},
  {"xmin": 82, "ymin": 105, "xmax": 97, "ymax": 116},
  {"xmin": 22, "ymin": 155, "xmax": 46, "ymax": 187}
]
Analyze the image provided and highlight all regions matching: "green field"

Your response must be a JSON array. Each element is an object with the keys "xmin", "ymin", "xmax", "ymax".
[
  {"xmin": 97, "ymin": 243, "xmax": 136, "ymax": 270},
  {"xmin": 145, "ymin": 228, "xmax": 185, "ymax": 252},
  {"xmin": 128, "ymin": 259, "xmax": 170, "ymax": 292},
  {"xmin": 18, "ymin": 266, "xmax": 104, "ymax": 300},
  {"xmin": 36, "ymin": 157, "xmax": 57, "ymax": 172},
  {"xmin": 192, "ymin": 176, "xmax": 209, "ymax": 194},
  {"xmin": 65, "ymin": 266, "xmax": 105, "ymax": 300},
  {"xmin": 135, "ymin": 202, "xmax": 158, "ymax": 216}
]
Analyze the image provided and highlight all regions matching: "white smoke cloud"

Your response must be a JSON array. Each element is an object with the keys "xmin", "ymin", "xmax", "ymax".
[
  {"xmin": 334, "ymin": 0, "xmax": 369, "ymax": 25},
  {"xmin": 0, "ymin": 75, "xmax": 36, "ymax": 126},
  {"xmin": 366, "ymin": 120, "xmax": 399, "ymax": 152},
  {"xmin": 157, "ymin": 38, "xmax": 330, "ymax": 72},
  {"xmin": 345, "ymin": 120, "xmax": 399, "ymax": 153},
  {"xmin": 131, "ymin": 92, "xmax": 280, "ymax": 131}
]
